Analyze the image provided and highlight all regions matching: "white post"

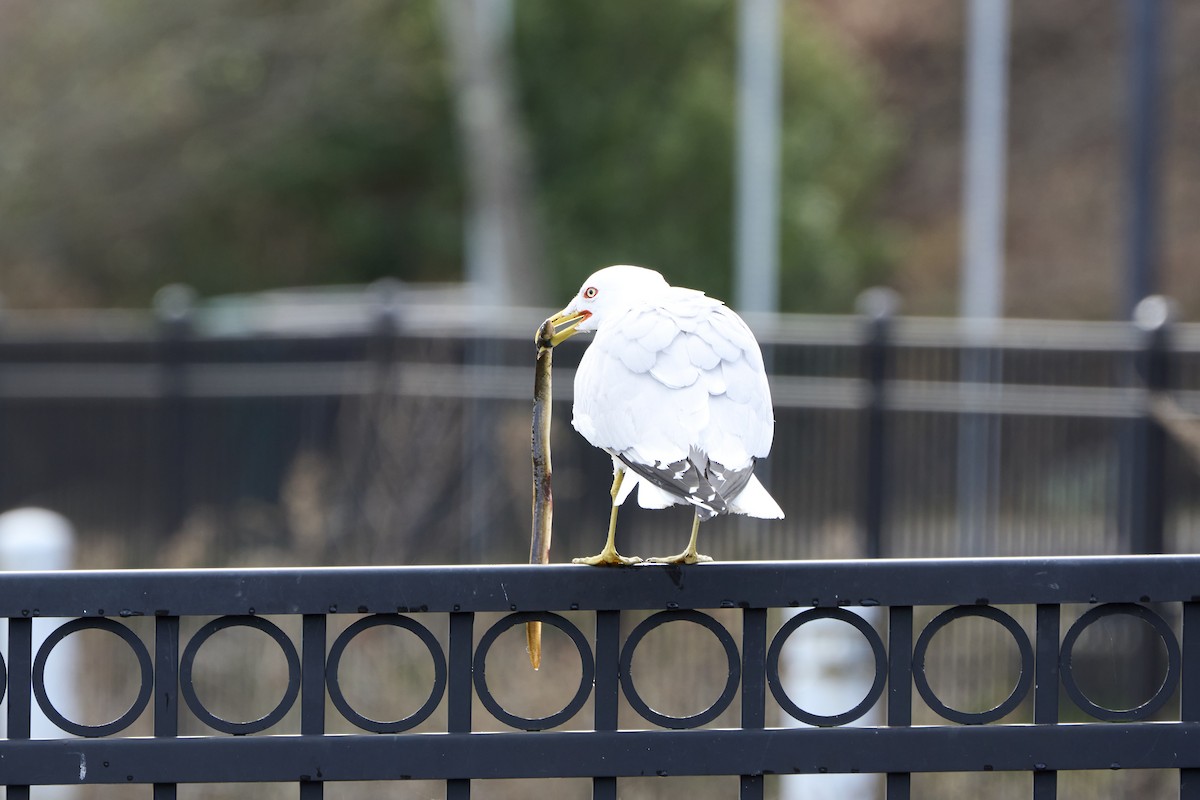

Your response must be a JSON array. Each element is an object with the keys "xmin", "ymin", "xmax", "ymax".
[
  {"xmin": 959, "ymin": 0, "xmax": 1010, "ymax": 324},
  {"xmin": 734, "ymin": 0, "xmax": 782, "ymax": 314},
  {"xmin": 778, "ymin": 607, "xmax": 883, "ymax": 799},
  {"xmin": 957, "ymin": 0, "xmax": 1010, "ymax": 556},
  {"xmin": 0, "ymin": 508, "xmax": 81, "ymax": 799}
]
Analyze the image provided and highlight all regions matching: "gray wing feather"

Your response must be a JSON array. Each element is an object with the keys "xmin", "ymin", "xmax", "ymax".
[{"xmin": 617, "ymin": 450, "xmax": 757, "ymax": 521}]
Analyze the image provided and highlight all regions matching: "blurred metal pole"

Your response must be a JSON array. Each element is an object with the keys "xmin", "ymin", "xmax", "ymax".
[
  {"xmin": 441, "ymin": 0, "xmax": 542, "ymax": 307},
  {"xmin": 1123, "ymin": 0, "xmax": 1163, "ymax": 319},
  {"xmin": 442, "ymin": 0, "xmax": 530, "ymax": 562},
  {"xmin": 734, "ymin": 0, "xmax": 781, "ymax": 315},
  {"xmin": 1118, "ymin": 0, "xmax": 1165, "ymax": 557},
  {"xmin": 960, "ymin": 0, "xmax": 1009, "ymax": 321},
  {"xmin": 957, "ymin": 0, "xmax": 1009, "ymax": 557},
  {"xmin": 463, "ymin": 0, "xmax": 512, "ymax": 307}
]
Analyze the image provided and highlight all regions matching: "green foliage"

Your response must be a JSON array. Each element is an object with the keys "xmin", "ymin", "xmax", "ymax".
[
  {"xmin": 0, "ymin": 1, "xmax": 895, "ymax": 311},
  {"xmin": 154, "ymin": 2, "xmax": 467, "ymax": 299},
  {"xmin": 776, "ymin": 12, "xmax": 898, "ymax": 311},
  {"xmin": 0, "ymin": 1, "xmax": 462, "ymax": 305},
  {"xmin": 516, "ymin": 1, "xmax": 897, "ymax": 310}
]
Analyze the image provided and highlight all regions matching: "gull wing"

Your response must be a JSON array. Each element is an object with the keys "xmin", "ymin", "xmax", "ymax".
[{"xmin": 572, "ymin": 293, "xmax": 776, "ymax": 515}]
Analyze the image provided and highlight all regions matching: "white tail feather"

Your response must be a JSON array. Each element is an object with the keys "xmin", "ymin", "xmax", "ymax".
[{"xmin": 728, "ymin": 475, "xmax": 784, "ymax": 519}]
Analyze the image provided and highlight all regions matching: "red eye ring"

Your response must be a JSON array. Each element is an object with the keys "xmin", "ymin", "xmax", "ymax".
[{"xmin": 583, "ymin": 286, "xmax": 598, "ymax": 299}]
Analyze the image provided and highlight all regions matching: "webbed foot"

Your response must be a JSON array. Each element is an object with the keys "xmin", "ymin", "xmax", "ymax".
[
  {"xmin": 646, "ymin": 550, "xmax": 712, "ymax": 565},
  {"xmin": 572, "ymin": 547, "xmax": 642, "ymax": 566}
]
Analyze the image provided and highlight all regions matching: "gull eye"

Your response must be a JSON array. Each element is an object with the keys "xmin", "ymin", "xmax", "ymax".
[{"xmin": 583, "ymin": 286, "xmax": 598, "ymax": 299}]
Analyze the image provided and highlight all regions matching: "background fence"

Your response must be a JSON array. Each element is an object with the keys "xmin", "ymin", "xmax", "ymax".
[
  {"xmin": 0, "ymin": 286, "xmax": 1196, "ymax": 570},
  {"xmin": 1, "ymin": 288, "xmax": 1198, "ymax": 799}
]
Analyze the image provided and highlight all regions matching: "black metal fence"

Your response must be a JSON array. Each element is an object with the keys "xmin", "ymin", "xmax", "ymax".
[
  {"xmin": 0, "ymin": 557, "xmax": 1198, "ymax": 798},
  {"xmin": 1, "ymin": 292, "xmax": 1198, "ymax": 797}
]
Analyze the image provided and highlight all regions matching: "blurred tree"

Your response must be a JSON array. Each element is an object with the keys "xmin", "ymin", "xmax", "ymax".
[
  {"xmin": 0, "ymin": 0, "xmax": 895, "ymax": 312},
  {"xmin": 515, "ymin": 0, "xmax": 897, "ymax": 310},
  {"xmin": 0, "ymin": 0, "xmax": 461, "ymax": 306}
]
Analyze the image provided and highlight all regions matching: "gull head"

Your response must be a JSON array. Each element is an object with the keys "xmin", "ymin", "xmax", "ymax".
[{"xmin": 542, "ymin": 265, "xmax": 670, "ymax": 347}]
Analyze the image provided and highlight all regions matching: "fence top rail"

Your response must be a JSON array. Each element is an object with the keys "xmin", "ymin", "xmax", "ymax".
[
  {"xmin": 4, "ymin": 303, "xmax": 1200, "ymax": 352},
  {"xmin": 0, "ymin": 555, "xmax": 1196, "ymax": 617}
]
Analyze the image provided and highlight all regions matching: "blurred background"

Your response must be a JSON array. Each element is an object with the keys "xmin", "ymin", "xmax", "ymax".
[
  {"xmin": 0, "ymin": 2, "xmax": 1197, "ymax": 797},
  {"xmin": 0, "ymin": 0, "xmax": 1195, "ymax": 568}
]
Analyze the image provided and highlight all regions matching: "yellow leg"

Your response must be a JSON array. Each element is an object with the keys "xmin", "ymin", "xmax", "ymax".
[
  {"xmin": 648, "ymin": 511, "xmax": 712, "ymax": 565},
  {"xmin": 572, "ymin": 468, "xmax": 642, "ymax": 566}
]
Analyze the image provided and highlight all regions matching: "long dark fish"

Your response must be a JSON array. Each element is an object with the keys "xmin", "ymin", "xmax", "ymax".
[{"xmin": 527, "ymin": 319, "xmax": 555, "ymax": 669}]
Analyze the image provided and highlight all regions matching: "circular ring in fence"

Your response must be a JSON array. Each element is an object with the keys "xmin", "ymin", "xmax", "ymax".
[
  {"xmin": 766, "ymin": 608, "xmax": 887, "ymax": 727},
  {"xmin": 619, "ymin": 610, "xmax": 741, "ymax": 729},
  {"xmin": 180, "ymin": 615, "xmax": 301, "ymax": 735},
  {"xmin": 33, "ymin": 618, "xmax": 153, "ymax": 737},
  {"xmin": 326, "ymin": 614, "xmax": 447, "ymax": 733},
  {"xmin": 1059, "ymin": 603, "xmax": 1180, "ymax": 721},
  {"xmin": 912, "ymin": 605, "xmax": 1033, "ymax": 725},
  {"xmin": 473, "ymin": 612, "xmax": 594, "ymax": 731}
]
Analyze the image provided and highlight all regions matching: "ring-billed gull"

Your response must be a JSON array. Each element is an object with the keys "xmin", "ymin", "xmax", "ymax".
[{"xmin": 542, "ymin": 265, "xmax": 784, "ymax": 565}]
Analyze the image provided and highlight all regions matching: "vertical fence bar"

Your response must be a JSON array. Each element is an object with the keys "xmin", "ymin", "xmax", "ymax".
[
  {"xmin": 0, "ymin": 303, "xmax": 5, "ymax": 508},
  {"xmin": 1129, "ymin": 299, "xmax": 1172, "ymax": 705},
  {"xmin": 858, "ymin": 288, "xmax": 898, "ymax": 559},
  {"xmin": 448, "ymin": 611, "xmax": 474, "ymax": 800},
  {"xmin": 1033, "ymin": 604, "xmax": 1060, "ymax": 799},
  {"xmin": 1181, "ymin": 602, "xmax": 1200, "ymax": 798},
  {"xmin": 593, "ymin": 610, "xmax": 620, "ymax": 800},
  {"xmin": 153, "ymin": 285, "xmax": 194, "ymax": 543},
  {"xmin": 154, "ymin": 615, "xmax": 180, "ymax": 800},
  {"xmin": 740, "ymin": 607, "xmax": 768, "ymax": 800},
  {"xmin": 464, "ymin": 337, "xmax": 503, "ymax": 562},
  {"xmin": 886, "ymin": 606, "xmax": 913, "ymax": 800},
  {"xmin": 327, "ymin": 286, "xmax": 399, "ymax": 562},
  {"xmin": 1129, "ymin": 296, "xmax": 1172, "ymax": 556},
  {"xmin": 7, "ymin": 616, "xmax": 32, "ymax": 800},
  {"xmin": 300, "ymin": 614, "xmax": 327, "ymax": 800}
]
